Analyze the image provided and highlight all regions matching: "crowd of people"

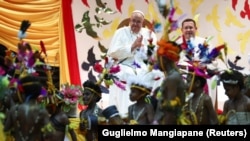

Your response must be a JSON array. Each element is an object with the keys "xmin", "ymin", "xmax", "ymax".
[
  {"xmin": 104, "ymin": 9, "xmax": 250, "ymax": 126},
  {"xmin": 0, "ymin": 8, "xmax": 250, "ymax": 141}
]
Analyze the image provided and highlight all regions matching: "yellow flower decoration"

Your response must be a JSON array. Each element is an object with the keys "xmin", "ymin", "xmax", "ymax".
[
  {"xmin": 41, "ymin": 123, "xmax": 54, "ymax": 133},
  {"xmin": 129, "ymin": 120, "xmax": 138, "ymax": 125},
  {"xmin": 161, "ymin": 97, "xmax": 181, "ymax": 109}
]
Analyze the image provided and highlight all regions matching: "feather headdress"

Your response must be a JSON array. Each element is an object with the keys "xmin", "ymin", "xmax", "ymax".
[
  {"xmin": 18, "ymin": 20, "xmax": 31, "ymax": 40},
  {"xmin": 156, "ymin": 5, "xmax": 182, "ymax": 62},
  {"xmin": 227, "ymin": 55, "xmax": 244, "ymax": 70},
  {"xmin": 127, "ymin": 69, "xmax": 161, "ymax": 94},
  {"xmin": 181, "ymin": 61, "xmax": 211, "ymax": 94}
]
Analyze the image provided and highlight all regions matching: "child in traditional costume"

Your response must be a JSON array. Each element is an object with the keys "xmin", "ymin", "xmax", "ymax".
[
  {"xmin": 219, "ymin": 69, "xmax": 250, "ymax": 125},
  {"xmin": 153, "ymin": 7, "xmax": 186, "ymax": 125},
  {"xmin": 79, "ymin": 80, "xmax": 104, "ymax": 141},
  {"xmin": 183, "ymin": 64, "xmax": 219, "ymax": 125},
  {"xmin": 127, "ymin": 70, "xmax": 160, "ymax": 125},
  {"xmin": 4, "ymin": 75, "xmax": 53, "ymax": 141}
]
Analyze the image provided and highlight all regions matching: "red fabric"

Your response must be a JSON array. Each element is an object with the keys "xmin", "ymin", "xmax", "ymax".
[{"xmin": 62, "ymin": 0, "xmax": 81, "ymax": 85}]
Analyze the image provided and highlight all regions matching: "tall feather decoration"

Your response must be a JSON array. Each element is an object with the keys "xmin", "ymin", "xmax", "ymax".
[
  {"xmin": 234, "ymin": 55, "xmax": 241, "ymax": 64},
  {"xmin": 218, "ymin": 52, "xmax": 225, "ymax": 63},
  {"xmin": 27, "ymin": 51, "xmax": 36, "ymax": 68},
  {"xmin": 224, "ymin": 43, "xmax": 228, "ymax": 57},
  {"xmin": 40, "ymin": 40, "xmax": 47, "ymax": 56},
  {"xmin": 18, "ymin": 20, "xmax": 31, "ymax": 40},
  {"xmin": 207, "ymin": 44, "xmax": 225, "ymax": 60},
  {"xmin": 198, "ymin": 43, "xmax": 209, "ymax": 59},
  {"xmin": 114, "ymin": 79, "xmax": 126, "ymax": 90}
]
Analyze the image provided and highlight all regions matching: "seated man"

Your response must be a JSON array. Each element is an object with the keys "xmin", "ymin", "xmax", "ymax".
[{"xmin": 106, "ymin": 10, "xmax": 158, "ymax": 117}]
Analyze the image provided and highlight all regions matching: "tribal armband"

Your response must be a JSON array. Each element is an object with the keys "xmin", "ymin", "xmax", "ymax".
[
  {"xmin": 218, "ymin": 110, "xmax": 236, "ymax": 125},
  {"xmin": 68, "ymin": 122, "xmax": 77, "ymax": 130},
  {"xmin": 41, "ymin": 123, "xmax": 54, "ymax": 133}
]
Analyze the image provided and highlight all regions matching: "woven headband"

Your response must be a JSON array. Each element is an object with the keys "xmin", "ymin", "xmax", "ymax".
[{"xmin": 84, "ymin": 87, "xmax": 101, "ymax": 97}]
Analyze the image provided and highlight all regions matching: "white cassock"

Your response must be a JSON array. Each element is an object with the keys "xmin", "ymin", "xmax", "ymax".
[{"xmin": 106, "ymin": 26, "xmax": 162, "ymax": 117}]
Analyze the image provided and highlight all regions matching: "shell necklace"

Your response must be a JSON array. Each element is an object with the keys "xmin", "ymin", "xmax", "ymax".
[
  {"xmin": 189, "ymin": 93, "xmax": 204, "ymax": 124},
  {"xmin": 133, "ymin": 106, "xmax": 145, "ymax": 121}
]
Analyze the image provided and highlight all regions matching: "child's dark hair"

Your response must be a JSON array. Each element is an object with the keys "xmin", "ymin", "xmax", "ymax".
[
  {"xmin": 83, "ymin": 80, "xmax": 102, "ymax": 102},
  {"xmin": 130, "ymin": 84, "xmax": 152, "ymax": 95},
  {"xmin": 220, "ymin": 69, "xmax": 244, "ymax": 90},
  {"xmin": 19, "ymin": 75, "xmax": 42, "ymax": 101},
  {"xmin": 195, "ymin": 75, "xmax": 207, "ymax": 88}
]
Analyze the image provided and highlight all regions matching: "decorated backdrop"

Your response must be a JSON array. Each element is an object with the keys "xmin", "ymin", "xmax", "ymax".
[
  {"xmin": 1, "ymin": 0, "xmax": 250, "ymax": 110},
  {"xmin": 71, "ymin": 0, "xmax": 250, "ymax": 109}
]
